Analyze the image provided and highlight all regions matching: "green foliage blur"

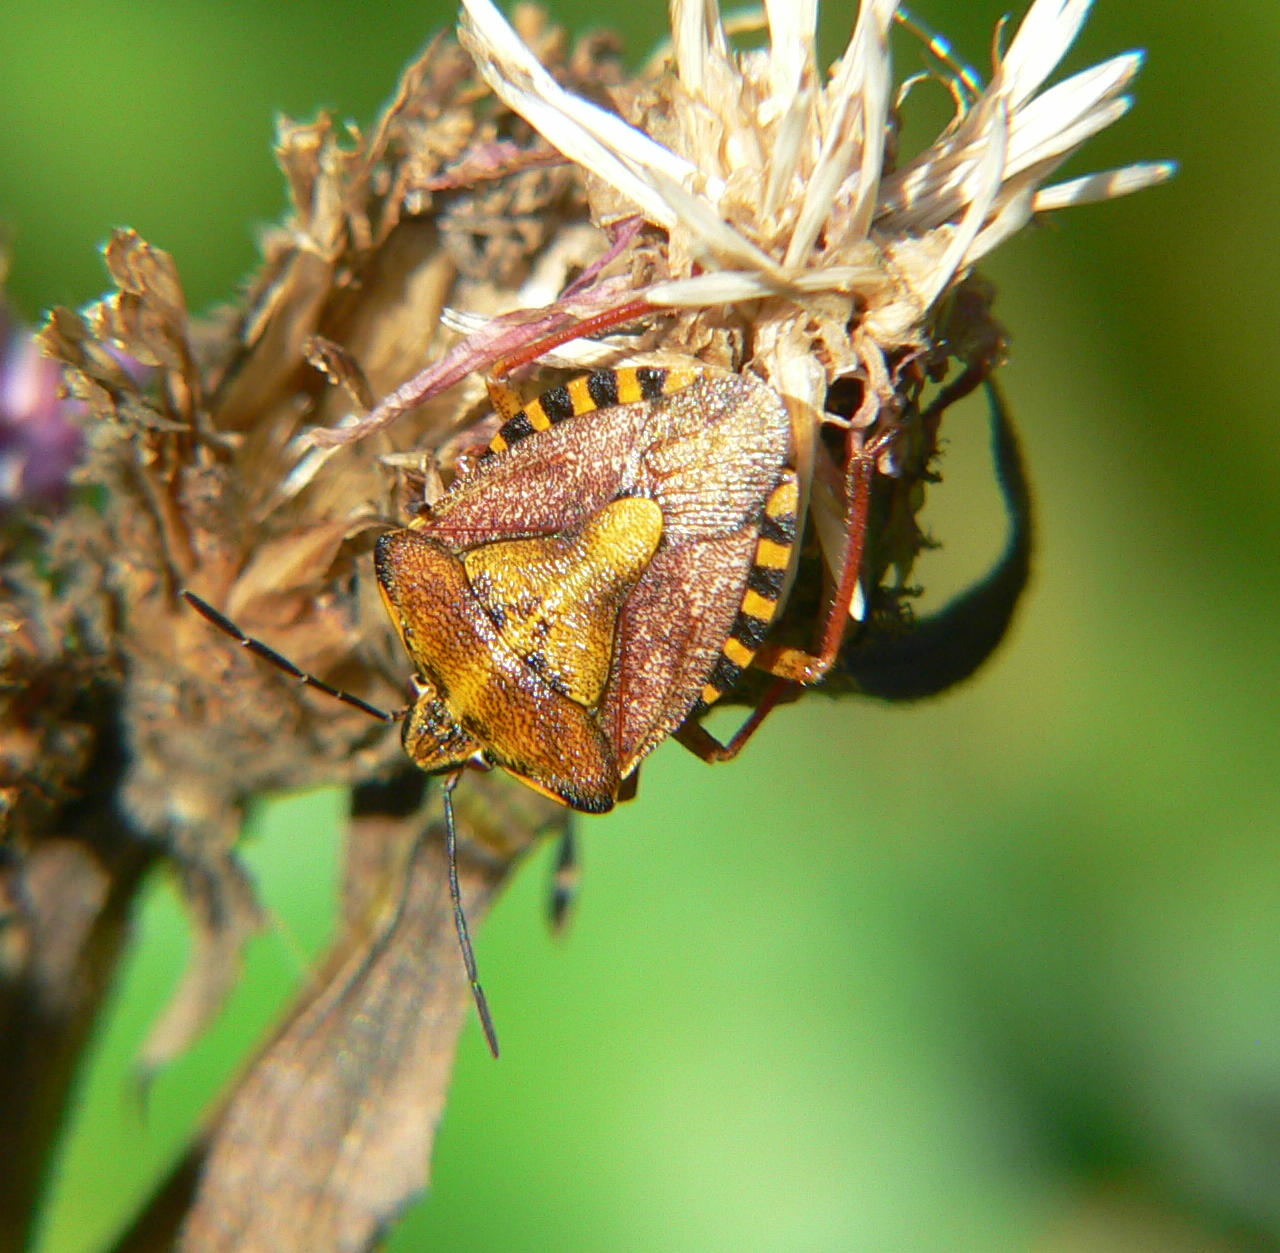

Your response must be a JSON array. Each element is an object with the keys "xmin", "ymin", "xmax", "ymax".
[{"xmin": 4, "ymin": 2, "xmax": 1277, "ymax": 1250}]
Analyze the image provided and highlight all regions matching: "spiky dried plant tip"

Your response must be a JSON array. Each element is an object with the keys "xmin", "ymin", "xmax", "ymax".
[
  {"xmin": 1, "ymin": 3, "xmax": 1170, "ymax": 1248},
  {"xmin": 460, "ymin": 0, "xmax": 1172, "ymax": 357}
]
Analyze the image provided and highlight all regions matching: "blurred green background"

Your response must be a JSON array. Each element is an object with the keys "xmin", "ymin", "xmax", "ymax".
[{"xmin": 3, "ymin": 1, "xmax": 1276, "ymax": 1250}]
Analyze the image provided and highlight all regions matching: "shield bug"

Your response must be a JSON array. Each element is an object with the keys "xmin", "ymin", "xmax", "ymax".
[
  {"xmin": 376, "ymin": 365, "xmax": 799, "ymax": 811},
  {"xmin": 187, "ymin": 363, "xmax": 1031, "ymax": 1054},
  {"xmin": 185, "ymin": 364, "xmax": 800, "ymax": 1053}
]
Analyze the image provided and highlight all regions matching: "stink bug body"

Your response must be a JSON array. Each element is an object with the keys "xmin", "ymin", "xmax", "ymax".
[
  {"xmin": 185, "ymin": 364, "xmax": 800, "ymax": 1055},
  {"xmin": 376, "ymin": 365, "xmax": 798, "ymax": 811}
]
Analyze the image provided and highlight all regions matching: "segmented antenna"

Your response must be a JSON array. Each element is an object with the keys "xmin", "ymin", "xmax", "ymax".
[
  {"xmin": 183, "ymin": 588, "xmax": 501, "ymax": 1058},
  {"xmin": 443, "ymin": 772, "xmax": 501, "ymax": 1058},
  {"xmin": 894, "ymin": 7, "xmax": 986, "ymax": 103},
  {"xmin": 182, "ymin": 590, "xmax": 396, "ymax": 722}
]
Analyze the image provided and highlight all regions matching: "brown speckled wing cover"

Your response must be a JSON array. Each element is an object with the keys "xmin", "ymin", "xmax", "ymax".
[{"xmin": 423, "ymin": 372, "xmax": 793, "ymax": 776}]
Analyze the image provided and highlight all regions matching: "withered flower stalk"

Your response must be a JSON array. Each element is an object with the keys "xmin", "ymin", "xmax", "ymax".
[{"xmin": 0, "ymin": 2, "xmax": 1170, "ymax": 1250}]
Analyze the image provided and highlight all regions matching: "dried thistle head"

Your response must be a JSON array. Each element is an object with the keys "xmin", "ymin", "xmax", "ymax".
[{"xmin": 447, "ymin": 0, "xmax": 1173, "ymax": 628}]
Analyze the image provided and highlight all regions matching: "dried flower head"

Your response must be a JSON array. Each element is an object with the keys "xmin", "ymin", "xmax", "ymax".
[
  {"xmin": 318, "ymin": 0, "xmax": 1172, "ymax": 661},
  {"xmin": 446, "ymin": 0, "xmax": 1173, "ymax": 601},
  {"xmin": 460, "ymin": 0, "xmax": 1171, "ymax": 358}
]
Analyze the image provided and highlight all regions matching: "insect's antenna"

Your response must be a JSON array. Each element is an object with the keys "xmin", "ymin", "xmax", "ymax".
[
  {"xmin": 894, "ymin": 7, "xmax": 985, "ymax": 104},
  {"xmin": 442, "ymin": 771, "xmax": 501, "ymax": 1059},
  {"xmin": 182, "ymin": 590, "xmax": 397, "ymax": 723}
]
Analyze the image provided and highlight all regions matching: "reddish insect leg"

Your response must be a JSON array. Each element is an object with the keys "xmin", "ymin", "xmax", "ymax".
[
  {"xmin": 672, "ymin": 678, "xmax": 793, "ymax": 763},
  {"xmin": 753, "ymin": 435, "xmax": 877, "ymax": 685},
  {"xmin": 676, "ymin": 428, "xmax": 881, "ymax": 765},
  {"xmin": 490, "ymin": 298, "xmax": 656, "ymax": 378}
]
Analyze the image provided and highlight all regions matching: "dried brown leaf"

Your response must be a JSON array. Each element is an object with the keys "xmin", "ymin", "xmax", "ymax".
[
  {"xmin": 139, "ymin": 844, "xmax": 264, "ymax": 1074},
  {"xmin": 175, "ymin": 772, "xmax": 561, "ymax": 1253}
]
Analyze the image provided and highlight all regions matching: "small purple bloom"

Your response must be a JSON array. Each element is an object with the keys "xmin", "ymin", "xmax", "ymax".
[{"xmin": 0, "ymin": 315, "xmax": 83, "ymax": 508}]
